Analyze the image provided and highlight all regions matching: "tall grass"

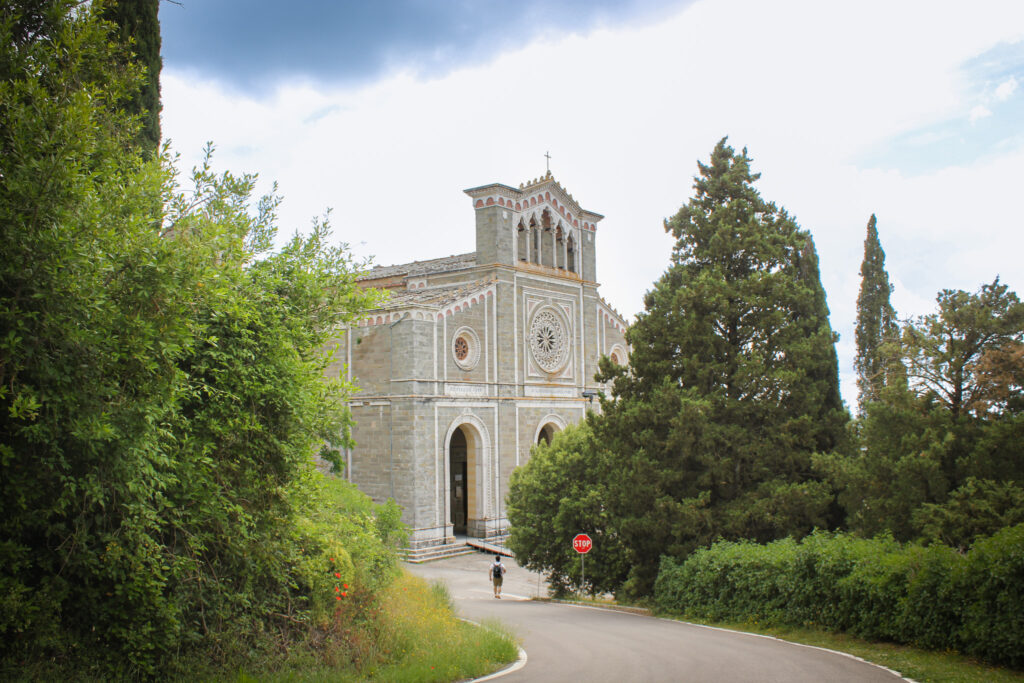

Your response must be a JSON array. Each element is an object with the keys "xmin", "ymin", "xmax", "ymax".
[{"xmin": 254, "ymin": 572, "xmax": 518, "ymax": 682}]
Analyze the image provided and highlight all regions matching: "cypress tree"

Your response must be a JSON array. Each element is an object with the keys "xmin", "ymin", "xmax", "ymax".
[
  {"xmin": 103, "ymin": 0, "xmax": 162, "ymax": 157},
  {"xmin": 586, "ymin": 138, "xmax": 849, "ymax": 596},
  {"xmin": 854, "ymin": 214, "xmax": 898, "ymax": 415}
]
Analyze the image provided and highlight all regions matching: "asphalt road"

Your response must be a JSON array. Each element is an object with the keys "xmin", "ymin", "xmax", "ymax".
[{"xmin": 406, "ymin": 552, "xmax": 908, "ymax": 683}]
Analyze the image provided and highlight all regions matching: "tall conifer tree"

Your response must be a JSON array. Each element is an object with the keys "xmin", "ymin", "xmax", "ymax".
[
  {"xmin": 854, "ymin": 214, "xmax": 898, "ymax": 414},
  {"xmin": 103, "ymin": 0, "xmax": 162, "ymax": 156},
  {"xmin": 584, "ymin": 138, "xmax": 848, "ymax": 595}
]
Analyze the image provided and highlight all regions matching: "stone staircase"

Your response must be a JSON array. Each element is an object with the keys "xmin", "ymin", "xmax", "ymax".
[
  {"xmin": 402, "ymin": 534, "xmax": 513, "ymax": 563},
  {"xmin": 402, "ymin": 542, "xmax": 476, "ymax": 563}
]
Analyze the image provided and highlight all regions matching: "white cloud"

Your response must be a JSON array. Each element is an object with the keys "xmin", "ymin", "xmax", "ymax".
[
  {"xmin": 161, "ymin": 0, "xmax": 1024, "ymax": 409},
  {"xmin": 995, "ymin": 75, "xmax": 1019, "ymax": 101},
  {"xmin": 969, "ymin": 104, "xmax": 993, "ymax": 122}
]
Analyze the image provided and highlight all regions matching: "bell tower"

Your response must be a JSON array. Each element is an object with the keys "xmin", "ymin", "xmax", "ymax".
[{"xmin": 464, "ymin": 172, "xmax": 603, "ymax": 280}]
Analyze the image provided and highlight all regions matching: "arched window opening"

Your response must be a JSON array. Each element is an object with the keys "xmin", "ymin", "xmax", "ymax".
[
  {"xmin": 555, "ymin": 226, "xmax": 565, "ymax": 269},
  {"xmin": 567, "ymin": 234, "xmax": 576, "ymax": 273},
  {"xmin": 537, "ymin": 423, "xmax": 556, "ymax": 445},
  {"xmin": 529, "ymin": 216, "xmax": 539, "ymax": 263},
  {"xmin": 517, "ymin": 219, "xmax": 528, "ymax": 262}
]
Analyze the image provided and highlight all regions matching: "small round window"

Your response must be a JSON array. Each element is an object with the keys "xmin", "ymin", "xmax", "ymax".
[{"xmin": 452, "ymin": 327, "xmax": 481, "ymax": 371}]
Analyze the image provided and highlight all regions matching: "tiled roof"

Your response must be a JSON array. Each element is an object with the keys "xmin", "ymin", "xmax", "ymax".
[
  {"xmin": 374, "ymin": 278, "xmax": 495, "ymax": 311},
  {"xmin": 361, "ymin": 252, "xmax": 476, "ymax": 281}
]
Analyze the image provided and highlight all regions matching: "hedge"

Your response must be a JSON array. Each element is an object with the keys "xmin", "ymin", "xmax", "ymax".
[{"xmin": 653, "ymin": 524, "xmax": 1024, "ymax": 669}]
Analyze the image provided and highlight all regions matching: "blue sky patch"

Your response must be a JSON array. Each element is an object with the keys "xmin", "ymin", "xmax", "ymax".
[{"xmin": 857, "ymin": 40, "xmax": 1024, "ymax": 175}]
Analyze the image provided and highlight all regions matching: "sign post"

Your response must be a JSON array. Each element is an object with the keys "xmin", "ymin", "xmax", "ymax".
[{"xmin": 572, "ymin": 533, "xmax": 592, "ymax": 595}]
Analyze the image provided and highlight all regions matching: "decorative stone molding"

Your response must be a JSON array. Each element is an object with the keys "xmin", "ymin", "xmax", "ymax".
[
  {"xmin": 524, "ymin": 385, "xmax": 578, "ymax": 398},
  {"xmin": 533, "ymin": 414, "xmax": 568, "ymax": 444},
  {"xmin": 444, "ymin": 382, "xmax": 486, "ymax": 397}
]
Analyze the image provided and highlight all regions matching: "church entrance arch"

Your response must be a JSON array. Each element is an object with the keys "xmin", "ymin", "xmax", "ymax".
[
  {"xmin": 444, "ymin": 415, "xmax": 491, "ymax": 538},
  {"xmin": 448, "ymin": 427, "xmax": 469, "ymax": 534}
]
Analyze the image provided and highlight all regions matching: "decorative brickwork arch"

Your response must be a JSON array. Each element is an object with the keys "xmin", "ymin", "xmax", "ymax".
[{"xmin": 533, "ymin": 414, "xmax": 567, "ymax": 447}]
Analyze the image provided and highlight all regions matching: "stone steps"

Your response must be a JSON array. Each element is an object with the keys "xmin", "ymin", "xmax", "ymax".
[
  {"xmin": 402, "ymin": 534, "xmax": 513, "ymax": 563},
  {"xmin": 402, "ymin": 543, "xmax": 477, "ymax": 564}
]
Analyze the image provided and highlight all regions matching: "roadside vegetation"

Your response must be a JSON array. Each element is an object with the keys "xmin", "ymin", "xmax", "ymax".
[
  {"xmin": 508, "ymin": 140, "xmax": 1024, "ymax": 669},
  {"xmin": 0, "ymin": 3, "xmax": 515, "ymax": 680}
]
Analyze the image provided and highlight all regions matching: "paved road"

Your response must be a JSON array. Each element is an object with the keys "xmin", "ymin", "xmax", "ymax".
[{"xmin": 406, "ymin": 553, "xmax": 907, "ymax": 683}]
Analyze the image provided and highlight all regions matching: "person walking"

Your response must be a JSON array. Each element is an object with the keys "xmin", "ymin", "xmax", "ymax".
[{"xmin": 490, "ymin": 555, "xmax": 506, "ymax": 598}]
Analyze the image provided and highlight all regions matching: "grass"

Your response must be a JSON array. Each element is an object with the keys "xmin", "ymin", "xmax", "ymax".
[
  {"xmin": 679, "ymin": 618, "xmax": 1024, "ymax": 683},
  {"xmin": 250, "ymin": 573, "xmax": 519, "ymax": 683}
]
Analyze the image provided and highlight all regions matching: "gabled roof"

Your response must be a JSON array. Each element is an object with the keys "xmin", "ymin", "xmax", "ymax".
[{"xmin": 360, "ymin": 252, "xmax": 476, "ymax": 282}]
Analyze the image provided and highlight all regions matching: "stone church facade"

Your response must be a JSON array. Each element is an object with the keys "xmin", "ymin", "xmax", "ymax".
[{"xmin": 328, "ymin": 172, "xmax": 628, "ymax": 555}]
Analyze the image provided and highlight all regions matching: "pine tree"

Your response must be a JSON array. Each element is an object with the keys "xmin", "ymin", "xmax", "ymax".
[
  {"xmin": 854, "ymin": 214, "xmax": 898, "ymax": 415},
  {"xmin": 103, "ymin": 0, "xmax": 162, "ymax": 156}
]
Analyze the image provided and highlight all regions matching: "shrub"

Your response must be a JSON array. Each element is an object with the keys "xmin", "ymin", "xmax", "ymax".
[{"xmin": 654, "ymin": 525, "xmax": 1024, "ymax": 669}]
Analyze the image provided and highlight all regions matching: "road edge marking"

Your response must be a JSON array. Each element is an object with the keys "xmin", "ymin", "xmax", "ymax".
[
  {"xmin": 528, "ymin": 599, "xmax": 916, "ymax": 682},
  {"xmin": 458, "ymin": 617, "xmax": 528, "ymax": 682}
]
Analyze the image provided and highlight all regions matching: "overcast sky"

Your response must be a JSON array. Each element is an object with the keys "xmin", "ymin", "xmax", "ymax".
[{"xmin": 159, "ymin": 0, "xmax": 1024, "ymax": 409}]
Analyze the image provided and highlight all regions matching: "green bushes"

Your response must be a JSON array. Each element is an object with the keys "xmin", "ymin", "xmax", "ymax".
[{"xmin": 654, "ymin": 526, "xmax": 1024, "ymax": 668}]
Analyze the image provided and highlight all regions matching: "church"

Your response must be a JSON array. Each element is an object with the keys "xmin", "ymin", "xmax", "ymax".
[{"xmin": 328, "ymin": 171, "xmax": 628, "ymax": 558}]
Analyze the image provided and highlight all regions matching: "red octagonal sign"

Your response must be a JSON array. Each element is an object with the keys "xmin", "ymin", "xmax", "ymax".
[{"xmin": 572, "ymin": 533, "xmax": 593, "ymax": 554}]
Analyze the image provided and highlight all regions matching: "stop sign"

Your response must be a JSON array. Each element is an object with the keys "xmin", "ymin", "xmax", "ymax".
[{"xmin": 572, "ymin": 533, "xmax": 593, "ymax": 554}]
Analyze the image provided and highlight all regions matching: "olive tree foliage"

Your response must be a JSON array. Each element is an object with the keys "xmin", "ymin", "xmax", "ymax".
[{"xmin": 1, "ymin": 2, "xmax": 384, "ymax": 676}]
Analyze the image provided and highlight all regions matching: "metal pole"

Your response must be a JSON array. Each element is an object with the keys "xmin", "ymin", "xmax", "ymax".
[{"xmin": 581, "ymin": 553, "xmax": 585, "ymax": 597}]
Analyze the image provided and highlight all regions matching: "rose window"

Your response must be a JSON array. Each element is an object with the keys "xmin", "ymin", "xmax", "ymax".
[
  {"xmin": 451, "ymin": 327, "xmax": 480, "ymax": 371},
  {"xmin": 529, "ymin": 308, "xmax": 569, "ymax": 373}
]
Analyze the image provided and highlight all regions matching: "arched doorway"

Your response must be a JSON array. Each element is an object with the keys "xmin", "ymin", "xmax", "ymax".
[
  {"xmin": 449, "ymin": 427, "xmax": 469, "ymax": 534},
  {"xmin": 445, "ymin": 416, "xmax": 491, "ymax": 538}
]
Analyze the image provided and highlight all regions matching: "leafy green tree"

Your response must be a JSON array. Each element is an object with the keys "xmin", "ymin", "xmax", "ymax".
[
  {"xmin": 902, "ymin": 279, "xmax": 1024, "ymax": 420},
  {"xmin": 103, "ymin": 0, "xmax": 162, "ymax": 156},
  {"xmin": 854, "ymin": 214, "xmax": 899, "ymax": 415},
  {"xmin": 827, "ymin": 280, "xmax": 1024, "ymax": 544},
  {"xmin": 511, "ymin": 138, "xmax": 849, "ymax": 597},
  {"xmin": 1, "ymin": 3, "xmax": 385, "ymax": 676},
  {"xmin": 506, "ymin": 423, "xmax": 630, "ymax": 595}
]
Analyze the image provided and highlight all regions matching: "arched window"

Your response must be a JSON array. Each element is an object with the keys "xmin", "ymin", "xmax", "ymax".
[
  {"xmin": 540, "ymin": 210, "xmax": 554, "ymax": 267},
  {"xmin": 555, "ymin": 226, "xmax": 565, "ymax": 269},
  {"xmin": 566, "ymin": 234, "xmax": 576, "ymax": 273},
  {"xmin": 529, "ymin": 216, "xmax": 539, "ymax": 263},
  {"xmin": 517, "ymin": 219, "xmax": 528, "ymax": 262}
]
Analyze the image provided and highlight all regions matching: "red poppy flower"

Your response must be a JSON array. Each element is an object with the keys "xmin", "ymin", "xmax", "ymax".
[
  {"xmin": 341, "ymin": 591, "xmax": 347, "ymax": 597},
  {"xmin": 343, "ymin": 583, "xmax": 349, "ymax": 589},
  {"xmin": 336, "ymin": 596, "xmax": 341, "ymax": 601},
  {"xmin": 334, "ymin": 572, "xmax": 341, "ymax": 578}
]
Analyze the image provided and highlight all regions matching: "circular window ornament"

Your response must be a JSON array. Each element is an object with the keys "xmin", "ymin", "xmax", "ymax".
[
  {"xmin": 452, "ymin": 327, "xmax": 481, "ymax": 371},
  {"xmin": 529, "ymin": 307, "xmax": 570, "ymax": 374}
]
